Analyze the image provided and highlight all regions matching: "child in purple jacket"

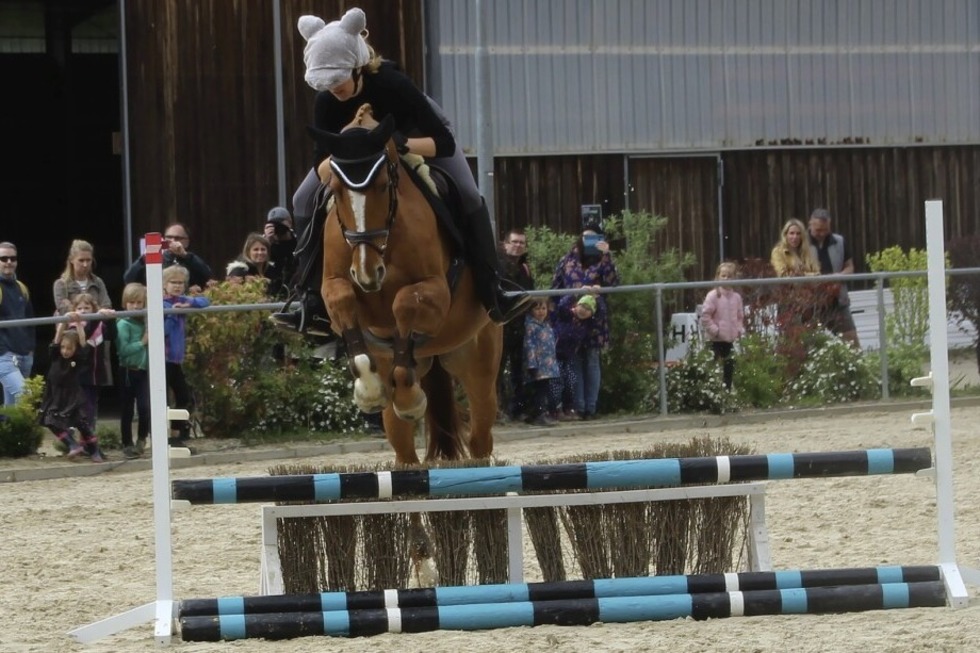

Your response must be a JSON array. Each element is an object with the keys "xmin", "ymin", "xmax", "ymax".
[
  {"xmin": 551, "ymin": 294, "xmax": 597, "ymax": 420},
  {"xmin": 162, "ymin": 265, "xmax": 210, "ymax": 446},
  {"xmin": 700, "ymin": 262, "xmax": 745, "ymax": 389}
]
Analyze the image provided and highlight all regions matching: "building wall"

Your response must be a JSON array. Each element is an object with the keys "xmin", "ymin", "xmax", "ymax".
[{"xmin": 429, "ymin": 0, "xmax": 980, "ymax": 155}]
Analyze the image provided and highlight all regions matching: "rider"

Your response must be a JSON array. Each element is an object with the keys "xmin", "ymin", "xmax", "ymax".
[{"xmin": 272, "ymin": 7, "xmax": 531, "ymax": 335}]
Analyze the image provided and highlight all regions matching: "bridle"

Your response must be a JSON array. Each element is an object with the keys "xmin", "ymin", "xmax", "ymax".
[{"xmin": 329, "ymin": 149, "xmax": 400, "ymax": 258}]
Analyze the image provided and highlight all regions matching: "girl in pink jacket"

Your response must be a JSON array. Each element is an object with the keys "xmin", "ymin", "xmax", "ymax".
[{"xmin": 700, "ymin": 262, "xmax": 745, "ymax": 389}]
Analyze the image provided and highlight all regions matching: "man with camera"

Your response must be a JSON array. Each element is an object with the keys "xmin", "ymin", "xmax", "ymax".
[
  {"xmin": 263, "ymin": 207, "xmax": 296, "ymax": 300},
  {"xmin": 124, "ymin": 223, "xmax": 214, "ymax": 293}
]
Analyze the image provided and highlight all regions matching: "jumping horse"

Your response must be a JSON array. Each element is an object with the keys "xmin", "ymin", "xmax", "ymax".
[{"xmin": 310, "ymin": 104, "xmax": 501, "ymax": 465}]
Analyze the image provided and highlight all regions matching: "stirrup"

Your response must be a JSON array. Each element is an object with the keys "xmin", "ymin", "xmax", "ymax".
[{"xmin": 488, "ymin": 287, "xmax": 533, "ymax": 324}]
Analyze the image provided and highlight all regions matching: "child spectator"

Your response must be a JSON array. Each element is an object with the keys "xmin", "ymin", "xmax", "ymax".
[
  {"xmin": 117, "ymin": 282, "xmax": 149, "ymax": 459},
  {"xmin": 522, "ymin": 299, "xmax": 559, "ymax": 426},
  {"xmin": 65, "ymin": 292, "xmax": 116, "ymax": 425},
  {"xmin": 162, "ymin": 265, "xmax": 210, "ymax": 447},
  {"xmin": 552, "ymin": 293, "xmax": 597, "ymax": 420},
  {"xmin": 700, "ymin": 262, "xmax": 745, "ymax": 390},
  {"xmin": 39, "ymin": 324, "xmax": 105, "ymax": 462}
]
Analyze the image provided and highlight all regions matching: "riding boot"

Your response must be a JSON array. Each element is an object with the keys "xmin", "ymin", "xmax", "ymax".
[
  {"xmin": 270, "ymin": 184, "xmax": 334, "ymax": 338},
  {"xmin": 462, "ymin": 201, "xmax": 532, "ymax": 324}
]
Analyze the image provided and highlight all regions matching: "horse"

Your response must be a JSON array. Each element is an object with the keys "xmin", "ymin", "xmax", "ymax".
[{"xmin": 310, "ymin": 104, "xmax": 502, "ymax": 465}]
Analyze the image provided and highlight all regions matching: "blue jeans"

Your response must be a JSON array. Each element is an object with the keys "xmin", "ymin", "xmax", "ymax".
[
  {"xmin": 0, "ymin": 351, "xmax": 33, "ymax": 406},
  {"xmin": 569, "ymin": 347, "xmax": 602, "ymax": 416}
]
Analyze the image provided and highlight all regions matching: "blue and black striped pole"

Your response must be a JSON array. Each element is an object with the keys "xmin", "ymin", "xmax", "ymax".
[
  {"xmin": 179, "ymin": 565, "xmax": 940, "ymax": 617},
  {"xmin": 171, "ymin": 448, "xmax": 931, "ymax": 504},
  {"xmin": 178, "ymin": 579, "xmax": 946, "ymax": 641}
]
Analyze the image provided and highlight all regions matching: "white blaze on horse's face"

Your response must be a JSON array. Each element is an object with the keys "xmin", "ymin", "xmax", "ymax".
[{"xmin": 348, "ymin": 190, "xmax": 386, "ymax": 291}]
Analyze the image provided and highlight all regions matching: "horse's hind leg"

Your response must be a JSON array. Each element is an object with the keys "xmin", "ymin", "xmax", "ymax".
[
  {"xmin": 441, "ymin": 323, "xmax": 502, "ymax": 460},
  {"xmin": 342, "ymin": 328, "xmax": 388, "ymax": 413}
]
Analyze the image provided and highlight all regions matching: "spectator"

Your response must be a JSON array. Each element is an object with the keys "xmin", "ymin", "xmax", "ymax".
[
  {"xmin": 53, "ymin": 239, "xmax": 113, "ymax": 315},
  {"xmin": 263, "ymin": 207, "xmax": 296, "ymax": 300},
  {"xmin": 116, "ymin": 282, "xmax": 149, "ymax": 459},
  {"xmin": 162, "ymin": 265, "xmax": 210, "ymax": 448},
  {"xmin": 0, "ymin": 242, "xmax": 34, "ymax": 406},
  {"xmin": 225, "ymin": 232, "xmax": 279, "ymax": 295},
  {"xmin": 700, "ymin": 262, "xmax": 745, "ymax": 390},
  {"xmin": 497, "ymin": 228, "xmax": 534, "ymax": 420},
  {"xmin": 124, "ymin": 223, "xmax": 214, "ymax": 293},
  {"xmin": 39, "ymin": 324, "xmax": 104, "ymax": 462},
  {"xmin": 65, "ymin": 292, "xmax": 116, "ymax": 425},
  {"xmin": 272, "ymin": 8, "xmax": 529, "ymax": 335},
  {"xmin": 522, "ymin": 299, "xmax": 559, "ymax": 426},
  {"xmin": 550, "ymin": 219, "xmax": 620, "ymax": 419},
  {"xmin": 808, "ymin": 208, "xmax": 860, "ymax": 348},
  {"xmin": 770, "ymin": 219, "xmax": 820, "ymax": 277},
  {"xmin": 551, "ymin": 293, "xmax": 597, "ymax": 420}
]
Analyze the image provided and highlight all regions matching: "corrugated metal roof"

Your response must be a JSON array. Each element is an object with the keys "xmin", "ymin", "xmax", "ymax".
[{"xmin": 427, "ymin": 0, "xmax": 980, "ymax": 155}]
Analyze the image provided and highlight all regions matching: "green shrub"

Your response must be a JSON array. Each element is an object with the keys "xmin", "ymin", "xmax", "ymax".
[
  {"xmin": 865, "ymin": 343, "xmax": 930, "ymax": 398},
  {"xmin": 732, "ymin": 333, "xmax": 788, "ymax": 409},
  {"xmin": 783, "ymin": 331, "xmax": 877, "ymax": 405},
  {"xmin": 183, "ymin": 279, "xmax": 362, "ymax": 438},
  {"xmin": 0, "ymin": 377, "xmax": 45, "ymax": 457},
  {"xmin": 253, "ymin": 358, "xmax": 364, "ymax": 436},
  {"xmin": 865, "ymin": 245, "xmax": 932, "ymax": 393},
  {"xmin": 654, "ymin": 342, "xmax": 737, "ymax": 414}
]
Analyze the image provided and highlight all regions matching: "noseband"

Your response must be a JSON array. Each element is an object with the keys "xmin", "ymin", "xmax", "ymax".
[{"xmin": 330, "ymin": 151, "xmax": 400, "ymax": 257}]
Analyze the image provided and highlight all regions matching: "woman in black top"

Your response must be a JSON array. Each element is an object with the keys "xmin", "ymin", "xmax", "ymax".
[{"xmin": 273, "ymin": 7, "xmax": 529, "ymax": 335}]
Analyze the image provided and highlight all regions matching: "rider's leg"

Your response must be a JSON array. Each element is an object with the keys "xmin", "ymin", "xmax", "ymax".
[
  {"xmin": 432, "ymin": 148, "xmax": 532, "ymax": 324},
  {"xmin": 270, "ymin": 168, "xmax": 333, "ymax": 337}
]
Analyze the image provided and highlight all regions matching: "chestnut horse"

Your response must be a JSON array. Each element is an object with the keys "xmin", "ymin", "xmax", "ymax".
[{"xmin": 311, "ymin": 104, "xmax": 501, "ymax": 465}]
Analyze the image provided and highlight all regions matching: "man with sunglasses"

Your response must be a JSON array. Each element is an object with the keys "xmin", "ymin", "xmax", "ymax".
[
  {"xmin": 124, "ymin": 223, "xmax": 214, "ymax": 293},
  {"xmin": 0, "ymin": 242, "xmax": 35, "ymax": 406}
]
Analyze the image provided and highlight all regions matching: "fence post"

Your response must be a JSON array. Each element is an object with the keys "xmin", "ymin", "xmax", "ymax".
[
  {"xmin": 876, "ymin": 276, "xmax": 890, "ymax": 400},
  {"xmin": 655, "ymin": 285, "xmax": 667, "ymax": 415}
]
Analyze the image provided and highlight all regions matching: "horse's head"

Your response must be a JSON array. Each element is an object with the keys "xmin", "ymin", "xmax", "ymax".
[{"xmin": 309, "ymin": 104, "xmax": 399, "ymax": 292}]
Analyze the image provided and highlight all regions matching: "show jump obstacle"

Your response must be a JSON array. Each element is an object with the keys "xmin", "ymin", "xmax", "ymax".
[{"xmin": 69, "ymin": 202, "xmax": 979, "ymax": 645}]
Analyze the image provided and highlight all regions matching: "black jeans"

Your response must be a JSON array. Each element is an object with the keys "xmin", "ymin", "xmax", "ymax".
[
  {"xmin": 119, "ymin": 367, "xmax": 149, "ymax": 447},
  {"xmin": 165, "ymin": 362, "xmax": 193, "ymax": 439},
  {"xmin": 711, "ymin": 341, "xmax": 735, "ymax": 389}
]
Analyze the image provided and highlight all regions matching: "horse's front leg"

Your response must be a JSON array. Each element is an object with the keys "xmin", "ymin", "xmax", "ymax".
[
  {"xmin": 388, "ymin": 282, "xmax": 450, "ymax": 420},
  {"xmin": 323, "ymin": 278, "xmax": 387, "ymax": 413}
]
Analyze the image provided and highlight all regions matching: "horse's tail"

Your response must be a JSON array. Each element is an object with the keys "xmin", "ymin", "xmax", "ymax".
[{"xmin": 422, "ymin": 358, "xmax": 466, "ymax": 460}]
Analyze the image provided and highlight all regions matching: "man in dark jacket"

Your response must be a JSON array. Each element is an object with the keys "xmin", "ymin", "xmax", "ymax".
[
  {"xmin": 124, "ymin": 223, "xmax": 214, "ymax": 293},
  {"xmin": 497, "ymin": 228, "xmax": 535, "ymax": 420},
  {"xmin": 0, "ymin": 241, "xmax": 35, "ymax": 406}
]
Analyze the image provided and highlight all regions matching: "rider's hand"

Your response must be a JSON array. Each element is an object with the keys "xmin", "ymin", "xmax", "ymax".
[{"xmin": 392, "ymin": 132, "xmax": 410, "ymax": 155}]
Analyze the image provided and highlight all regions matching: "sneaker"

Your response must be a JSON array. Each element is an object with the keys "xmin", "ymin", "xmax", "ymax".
[
  {"xmin": 135, "ymin": 438, "xmax": 147, "ymax": 455},
  {"xmin": 559, "ymin": 410, "xmax": 582, "ymax": 422},
  {"xmin": 122, "ymin": 446, "xmax": 140, "ymax": 460},
  {"xmin": 67, "ymin": 446, "xmax": 86, "ymax": 459},
  {"xmin": 90, "ymin": 452, "xmax": 106, "ymax": 463}
]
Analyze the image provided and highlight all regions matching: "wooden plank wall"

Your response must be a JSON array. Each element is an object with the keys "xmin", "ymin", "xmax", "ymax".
[
  {"xmin": 124, "ymin": 0, "xmax": 423, "ymax": 271},
  {"xmin": 121, "ymin": 1, "xmax": 980, "ymax": 288}
]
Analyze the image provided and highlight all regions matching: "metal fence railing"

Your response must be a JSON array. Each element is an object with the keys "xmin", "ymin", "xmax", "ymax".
[{"xmin": 3, "ymin": 268, "xmax": 980, "ymax": 417}]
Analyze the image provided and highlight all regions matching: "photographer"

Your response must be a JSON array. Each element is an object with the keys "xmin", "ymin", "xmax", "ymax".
[
  {"xmin": 123, "ymin": 223, "xmax": 214, "ymax": 293},
  {"xmin": 263, "ymin": 207, "xmax": 296, "ymax": 300},
  {"xmin": 549, "ymin": 217, "xmax": 620, "ymax": 420}
]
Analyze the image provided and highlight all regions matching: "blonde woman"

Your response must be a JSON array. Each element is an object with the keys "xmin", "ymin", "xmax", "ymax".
[
  {"xmin": 53, "ymin": 239, "xmax": 113, "ymax": 314},
  {"xmin": 770, "ymin": 219, "xmax": 820, "ymax": 277}
]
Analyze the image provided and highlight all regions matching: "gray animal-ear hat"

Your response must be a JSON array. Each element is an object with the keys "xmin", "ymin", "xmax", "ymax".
[{"xmin": 298, "ymin": 8, "xmax": 371, "ymax": 91}]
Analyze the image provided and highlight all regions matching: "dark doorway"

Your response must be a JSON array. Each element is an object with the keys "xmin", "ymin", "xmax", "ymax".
[{"xmin": 2, "ymin": 0, "xmax": 122, "ymax": 400}]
